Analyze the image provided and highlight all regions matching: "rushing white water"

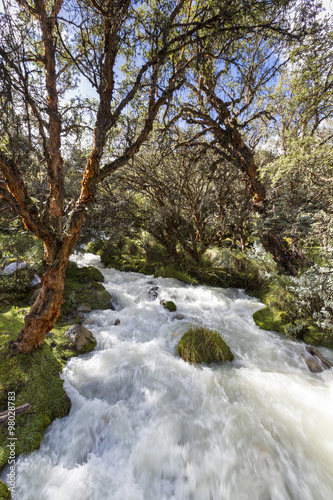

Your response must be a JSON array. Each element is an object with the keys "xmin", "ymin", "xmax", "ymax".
[{"xmin": 5, "ymin": 253, "xmax": 333, "ymax": 499}]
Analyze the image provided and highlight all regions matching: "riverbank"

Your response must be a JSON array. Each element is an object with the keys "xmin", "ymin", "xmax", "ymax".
[
  {"xmin": 0, "ymin": 247, "xmax": 332, "ymax": 496},
  {"xmin": 0, "ymin": 261, "xmax": 111, "ymax": 496},
  {"xmin": 6, "ymin": 253, "xmax": 333, "ymax": 499},
  {"xmin": 87, "ymin": 241, "xmax": 333, "ymax": 350}
]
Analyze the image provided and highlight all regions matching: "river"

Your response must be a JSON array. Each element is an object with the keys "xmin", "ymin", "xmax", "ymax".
[{"xmin": 7, "ymin": 253, "xmax": 333, "ymax": 499}]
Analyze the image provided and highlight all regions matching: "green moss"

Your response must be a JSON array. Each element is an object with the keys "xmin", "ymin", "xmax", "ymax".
[
  {"xmin": 177, "ymin": 326, "xmax": 234, "ymax": 364},
  {"xmin": 0, "ymin": 480, "xmax": 11, "ymax": 499},
  {"xmin": 0, "ymin": 306, "xmax": 26, "ymax": 345},
  {"xmin": 65, "ymin": 261, "xmax": 104, "ymax": 282},
  {"xmin": 85, "ymin": 240, "xmax": 105, "ymax": 255},
  {"xmin": 303, "ymin": 329, "xmax": 333, "ymax": 349},
  {"xmin": 61, "ymin": 280, "xmax": 111, "ymax": 316},
  {"xmin": 164, "ymin": 300, "xmax": 177, "ymax": 312},
  {"xmin": 154, "ymin": 265, "xmax": 196, "ymax": 285},
  {"xmin": 0, "ymin": 342, "xmax": 71, "ymax": 469},
  {"xmin": 253, "ymin": 307, "xmax": 290, "ymax": 333},
  {"xmin": 61, "ymin": 262, "xmax": 110, "ymax": 316}
]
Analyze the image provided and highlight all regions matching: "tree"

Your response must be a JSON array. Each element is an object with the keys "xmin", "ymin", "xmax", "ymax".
[
  {"xmin": 113, "ymin": 128, "xmax": 252, "ymax": 261},
  {"xmin": 178, "ymin": 0, "xmax": 325, "ymax": 273},
  {"xmin": 0, "ymin": 0, "xmax": 321, "ymax": 352}
]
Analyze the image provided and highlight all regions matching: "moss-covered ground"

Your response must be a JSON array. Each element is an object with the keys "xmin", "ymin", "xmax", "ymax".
[
  {"xmin": 0, "ymin": 261, "xmax": 111, "ymax": 478},
  {"xmin": 250, "ymin": 273, "xmax": 333, "ymax": 349}
]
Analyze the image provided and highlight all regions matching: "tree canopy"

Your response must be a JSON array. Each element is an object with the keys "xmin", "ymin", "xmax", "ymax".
[{"xmin": 0, "ymin": 0, "xmax": 332, "ymax": 352}]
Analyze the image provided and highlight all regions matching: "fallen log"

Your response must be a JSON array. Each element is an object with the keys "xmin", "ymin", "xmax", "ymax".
[{"xmin": 0, "ymin": 403, "xmax": 32, "ymax": 425}]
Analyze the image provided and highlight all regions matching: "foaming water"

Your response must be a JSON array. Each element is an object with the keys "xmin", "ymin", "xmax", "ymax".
[{"xmin": 4, "ymin": 253, "xmax": 333, "ymax": 499}]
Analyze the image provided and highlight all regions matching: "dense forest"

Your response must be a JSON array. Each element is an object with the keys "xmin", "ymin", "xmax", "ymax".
[{"xmin": 1, "ymin": 0, "xmax": 332, "ymax": 352}]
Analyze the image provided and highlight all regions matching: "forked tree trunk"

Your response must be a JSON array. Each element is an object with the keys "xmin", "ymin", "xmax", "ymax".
[{"xmin": 11, "ymin": 252, "xmax": 70, "ymax": 353}]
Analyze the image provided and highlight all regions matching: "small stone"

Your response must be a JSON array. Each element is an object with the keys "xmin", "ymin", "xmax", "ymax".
[
  {"xmin": 114, "ymin": 319, "xmax": 120, "ymax": 325},
  {"xmin": 77, "ymin": 304, "xmax": 92, "ymax": 313}
]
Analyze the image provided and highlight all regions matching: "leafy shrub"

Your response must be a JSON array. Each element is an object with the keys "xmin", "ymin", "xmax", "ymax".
[{"xmin": 288, "ymin": 264, "xmax": 333, "ymax": 335}]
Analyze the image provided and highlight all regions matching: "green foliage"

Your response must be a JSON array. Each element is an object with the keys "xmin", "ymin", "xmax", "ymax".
[
  {"xmin": 85, "ymin": 240, "xmax": 105, "ymax": 255},
  {"xmin": 177, "ymin": 326, "xmax": 234, "ymax": 364},
  {"xmin": 0, "ymin": 269, "xmax": 33, "ymax": 300},
  {"xmin": 288, "ymin": 264, "xmax": 333, "ymax": 340},
  {"xmin": 0, "ymin": 481, "xmax": 11, "ymax": 499},
  {"xmin": 0, "ymin": 230, "xmax": 43, "ymax": 271},
  {"xmin": 154, "ymin": 265, "xmax": 196, "ymax": 285}
]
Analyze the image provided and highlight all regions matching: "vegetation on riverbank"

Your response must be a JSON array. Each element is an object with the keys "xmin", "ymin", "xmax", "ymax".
[
  {"xmin": 0, "ymin": 259, "xmax": 111, "ymax": 473},
  {"xmin": 0, "ymin": 228, "xmax": 332, "ymax": 484},
  {"xmin": 85, "ymin": 238, "xmax": 332, "ymax": 349}
]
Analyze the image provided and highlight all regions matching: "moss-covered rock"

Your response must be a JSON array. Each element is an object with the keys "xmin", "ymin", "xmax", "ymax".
[
  {"xmin": 253, "ymin": 307, "xmax": 291, "ymax": 333},
  {"xmin": 0, "ymin": 342, "xmax": 71, "ymax": 469},
  {"xmin": 61, "ymin": 262, "xmax": 111, "ymax": 317},
  {"xmin": 66, "ymin": 261, "xmax": 104, "ymax": 282},
  {"xmin": 176, "ymin": 326, "xmax": 234, "ymax": 364},
  {"xmin": 164, "ymin": 300, "xmax": 177, "ymax": 312},
  {"xmin": 64, "ymin": 324, "xmax": 97, "ymax": 354},
  {"xmin": 0, "ymin": 480, "xmax": 11, "ymax": 499}
]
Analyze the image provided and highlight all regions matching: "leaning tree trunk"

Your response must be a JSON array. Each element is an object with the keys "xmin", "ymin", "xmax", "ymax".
[
  {"xmin": 11, "ymin": 251, "xmax": 70, "ymax": 353},
  {"xmin": 197, "ymin": 79, "xmax": 303, "ymax": 275}
]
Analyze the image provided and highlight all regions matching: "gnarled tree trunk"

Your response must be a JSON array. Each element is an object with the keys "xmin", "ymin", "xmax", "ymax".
[{"xmin": 10, "ymin": 229, "xmax": 82, "ymax": 353}]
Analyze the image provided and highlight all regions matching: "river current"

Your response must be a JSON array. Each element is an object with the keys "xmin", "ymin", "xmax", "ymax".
[{"xmin": 6, "ymin": 253, "xmax": 333, "ymax": 499}]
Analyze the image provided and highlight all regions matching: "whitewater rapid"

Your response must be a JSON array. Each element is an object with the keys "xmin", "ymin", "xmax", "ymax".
[{"xmin": 4, "ymin": 253, "xmax": 333, "ymax": 499}]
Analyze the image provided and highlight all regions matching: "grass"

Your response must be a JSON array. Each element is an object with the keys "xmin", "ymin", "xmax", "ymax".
[{"xmin": 177, "ymin": 326, "xmax": 234, "ymax": 364}]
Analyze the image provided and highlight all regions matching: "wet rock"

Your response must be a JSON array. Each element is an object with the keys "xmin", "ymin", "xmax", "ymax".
[
  {"xmin": 177, "ymin": 326, "xmax": 234, "ymax": 364},
  {"xmin": 83, "ymin": 318, "xmax": 95, "ymax": 326},
  {"xmin": 64, "ymin": 325, "xmax": 96, "ymax": 354},
  {"xmin": 161, "ymin": 300, "xmax": 177, "ymax": 312},
  {"xmin": 114, "ymin": 319, "xmax": 121, "ymax": 325},
  {"xmin": 303, "ymin": 346, "xmax": 333, "ymax": 373},
  {"xmin": 148, "ymin": 286, "xmax": 159, "ymax": 300},
  {"xmin": 173, "ymin": 313, "xmax": 185, "ymax": 320},
  {"xmin": 109, "ymin": 296, "xmax": 122, "ymax": 311},
  {"xmin": 77, "ymin": 304, "xmax": 92, "ymax": 313}
]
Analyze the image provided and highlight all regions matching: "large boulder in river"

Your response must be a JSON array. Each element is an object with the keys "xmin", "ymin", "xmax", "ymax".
[
  {"xmin": 61, "ymin": 261, "xmax": 111, "ymax": 316},
  {"xmin": 176, "ymin": 326, "xmax": 234, "ymax": 364},
  {"xmin": 64, "ymin": 325, "xmax": 96, "ymax": 354}
]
